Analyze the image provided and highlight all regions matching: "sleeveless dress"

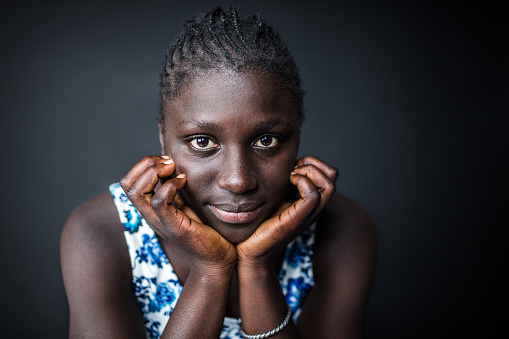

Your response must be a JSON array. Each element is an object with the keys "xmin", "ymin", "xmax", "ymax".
[{"xmin": 109, "ymin": 183, "xmax": 315, "ymax": 339}]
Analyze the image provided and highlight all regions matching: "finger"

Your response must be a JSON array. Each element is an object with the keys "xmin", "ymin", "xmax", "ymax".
[
  {"xmin": 120, "ymin": 155, "xmax": 172, "ymax": 190},
  {"xmin": 286, "ymin": 171, "xmax": 325, "ymax": 227},
  {"xmin": 240, "ymin": 175, "xmax": 321, "ymax": 256},
  {"xmin": 180, "ymin": 205, "xmax": 204, "ymax": 223},
  {"xmin": 284, "ymin": 173, "xmax": 321, "ymax": 224},
  {"xmin": 124, "ymin": 162, "xmax": 175, "ymax": 216},
  {"xmin": 292, "ymin": 164, "xmax": 336, "ymax": 202},
  {"xmin": 272, "ymin": 201, "xmax": 293, "ymax": 217},
  {"xmin": 150, "ymin": 174, "xmax": 192, "ymax": 238},
  {"xmin": 172, "ymin": 192, "xmax": 186, "ymax": 210},
  {"xmin": 253, "ymin": 173, "xmax": 319, "ymax": 245},
  {"xmin": 295, "ymin": 155, "xmax": 339, "ymax": 183}
]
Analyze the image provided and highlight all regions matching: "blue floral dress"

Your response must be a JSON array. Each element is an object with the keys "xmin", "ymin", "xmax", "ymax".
[{"xmin": 109, "ymin": 183, "xmax": 316, "ymax": 339}]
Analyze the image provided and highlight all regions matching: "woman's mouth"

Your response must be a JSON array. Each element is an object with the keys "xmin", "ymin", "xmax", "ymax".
[{"xmin": 210, "ymin": 203, "xmax": 263, "ymax": 224}]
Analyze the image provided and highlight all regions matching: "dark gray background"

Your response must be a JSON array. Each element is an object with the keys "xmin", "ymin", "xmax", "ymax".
[{"xmin": 1, "ymin": 1, "xmax": 506, "ymax": 338}]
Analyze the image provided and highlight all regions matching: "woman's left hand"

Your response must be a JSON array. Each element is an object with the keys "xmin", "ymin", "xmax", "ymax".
[{"xmin": 236, "ymin": 155, "xmax": 338, "ymax": 268}]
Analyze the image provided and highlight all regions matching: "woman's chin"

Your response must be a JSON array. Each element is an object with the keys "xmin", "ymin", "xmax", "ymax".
[{"xmin": 211, "ymin": 222, "xmax": 258, "ymax": 244}]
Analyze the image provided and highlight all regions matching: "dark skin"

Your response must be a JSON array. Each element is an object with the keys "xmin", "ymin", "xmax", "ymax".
[{"xmin": 61, "ymin": 69, "xmax": 377, "ymax": 338}]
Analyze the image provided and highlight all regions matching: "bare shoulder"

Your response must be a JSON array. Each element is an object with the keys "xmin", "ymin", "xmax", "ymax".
[
  {"xmin": 297, "ymin": 192, "xmax": 377, "ymax": 338},
  {"xmin": 313, "ymin": 191, "xmax": 377, "ymax": 283},
  {"xmin": 60, "ymin": 190, "xmax": 132, "ymax": 295},
  {"xmin": 316, "ymin": 192, "xmax": 377, "ymax": 253},
  {"xmin": 61, "ymin": 190, "xmax": 126, "ymax": 261},
  {"xmin": 60, "ymin": 191, "xmax": 146, "ymax": 338}
]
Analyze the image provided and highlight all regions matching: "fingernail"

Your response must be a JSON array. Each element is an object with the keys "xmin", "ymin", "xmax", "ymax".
[
  {"xmin": 161, "ymin": 155, "xmax": 170, "ymax": 159},
  {"xmin": 163, "ymin": 159, "xmax": 173, "ymax": 165},
  {"xmin": 176, "ymin": 173, "xmax": 186, "ymax": 178},
  {"xmin": 291, "ymin": 172, "xmax": 297, "ymax": 175}
]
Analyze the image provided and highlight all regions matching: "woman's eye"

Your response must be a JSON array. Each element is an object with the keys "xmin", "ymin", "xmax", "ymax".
[
  {"xmin": 189, "ymin": 137, "xmax": 218, "ymax": 150},
  {"xmin": 254, "ymin": 136, "xmax": 279, "ymax": 148}
]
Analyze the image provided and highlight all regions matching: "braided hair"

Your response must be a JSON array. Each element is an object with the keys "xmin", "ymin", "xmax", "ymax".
[{"xmin": 159, "ymin": 6, "xmax": 305, "ymax": 124}]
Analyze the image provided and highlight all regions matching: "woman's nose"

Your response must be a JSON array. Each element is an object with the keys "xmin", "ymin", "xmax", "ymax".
[{"xmin": 217, "ymin": 150, "xmax": 258, "ymax": 194}]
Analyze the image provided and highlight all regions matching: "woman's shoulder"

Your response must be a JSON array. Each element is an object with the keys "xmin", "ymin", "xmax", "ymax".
[
  {"xmin": 294, "ymin": 192, "xmax": 376, "ymax": 336},
  {"xmin": 300, "ymin": 192, "xmax": 376, "ymax": 335},
  {"xmin": 316, "ymin": 192, "xmax": 377, "ymax": 249},
  {"xmin": 60, "ymin": 190, "xmax": 129, "ymax": 274},
  {"xmin": 61, "ymin": 191, "xmax": 149, "ymax": 338},
  {"xmin": 313, "ymin": 192, "xmax": 377, "ymax": 277},
  {"xmin": 61, "ymin": 190, "xmax": 124, "ymax": 244}
]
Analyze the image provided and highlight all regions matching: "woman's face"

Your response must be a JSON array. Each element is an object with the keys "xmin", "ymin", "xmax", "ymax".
[{"xmin": 160, "ymin": 69, "xmax": 300, "ymax": 243}]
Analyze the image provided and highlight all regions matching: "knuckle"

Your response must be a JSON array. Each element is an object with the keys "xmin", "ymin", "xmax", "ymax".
[
  {"xmin": 323, "ymin": 181, "xmax": 337, "ymax": 196},
  {"xmin": 330, "ymin": 166, "xmax": 339, "ymax": 177},
  {"xmin": 295, "ymin": 163, "xmax": 315, "ymax": 173},
  {"xmin": 329, "ymin": 167, "xmax": 339, "ymax": 181},
  {"xmin": 307, "ymin": 188, "xmax": 321, "ymax": 202},
  {"xmin": 144, "ymin": 164, "xmax": 158, "ymax": 175},
  {"xmin": 119, "ymin": 176, "xmax": 129, "ymax": 190},
  {"xmin": 139, "ymin": 155, "xmax": 161, "ymax": 169},
  {"xmin": 329, "ymin": 181, "xmax": 337, "ymax": 192},
  {"xmin": 164, "ymin": 182, "xmax": 178, "ymax": 196},
  {"xmin": 141, "ymin": 155, "xmax": 156, "ymax": 163},
  {"xmin": 153, "ymin": 184, "xmax": 178, "ymax": 210},
  {"xmin": 124, "ymin": 185, "xmax": 138, "ymax": 199},
  {"xmin": 299, "ymin": 163, "xmax": 313, "ymax": 169},
  {"xmin": 150, "ymin": 195, "xmax": 166, "ymax": 210},
  {"xmin": 145, "ymin": 164, "xmax": 164, "ymax": 180}
]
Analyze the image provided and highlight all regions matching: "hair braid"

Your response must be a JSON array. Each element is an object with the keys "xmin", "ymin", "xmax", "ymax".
[
  {"xmin": 206, "ymin": 10, "xmax": 233, "ymax": 62},
  {"xmin": 159, "ymin": 6, "xmax": 305, "ymax": 125},
  {"xmin": 217, "ymin": 11, "xmax": 244, "ymax": 57},
  {"xmin": 192, "ymin": 24, "xmax": 215, "ymax": 57},
  {"xmin": 181, "ymin": 26, "xmax": 194, "ymax": 58},
  {"xmin": 229, "ymin": 8, "xmax": 250, "ymax": 51}
]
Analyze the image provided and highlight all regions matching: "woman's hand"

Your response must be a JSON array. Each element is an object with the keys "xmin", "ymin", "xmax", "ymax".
[
  {"xmin": 236, "ymin": 155, "xmax": 338, "ymax": 268},
  {"xmin": 120, "ymin": 155, "xmax": 237, "ymax": 275}
]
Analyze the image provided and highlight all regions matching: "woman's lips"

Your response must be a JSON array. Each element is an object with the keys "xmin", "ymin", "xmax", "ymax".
[{"xmin": 210, "ymin": 204, "xmax": 262, "ymax": 224}]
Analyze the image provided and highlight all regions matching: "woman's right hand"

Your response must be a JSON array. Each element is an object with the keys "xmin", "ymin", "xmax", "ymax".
[{"xmin": 119, "ymin": 155, "xmax": 237, "ymax": 276}]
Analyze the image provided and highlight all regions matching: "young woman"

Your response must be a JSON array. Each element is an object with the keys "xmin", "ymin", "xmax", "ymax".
[{"xmin": 61, "ymin": 7, "xmax": 377, "ymax": 339}]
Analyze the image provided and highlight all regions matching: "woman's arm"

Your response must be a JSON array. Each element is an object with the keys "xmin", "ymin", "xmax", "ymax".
[
  {"xmin": 62, "ymin": 156, "xmax": 237, "ymax": 339},
  {"xmin": 60, "ymin": 192, "xmax": 148, "ymax": 339},
  {"xmin": 120, "ymin": 155, "xmax": 237, "ymax": 339},
  {"xmin": 297, "ymin": 193, "xmax": 377, "ymax": 338},
  {"xmin": 235, "ymin": 155, "xmax": 339, "ymax": 338}
]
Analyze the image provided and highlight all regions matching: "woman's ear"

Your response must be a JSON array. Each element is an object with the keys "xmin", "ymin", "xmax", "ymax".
[{"xmin": 158, "ymin": 122, "xmax": 167, "ymax": 156}]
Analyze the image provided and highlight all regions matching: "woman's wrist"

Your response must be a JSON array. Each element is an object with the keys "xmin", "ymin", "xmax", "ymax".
[
  {"xmin": 190, "ymin": 261, "xmax": 236, "ymax": 284},
  {"xmin": 162, "ymin": 264, "xmax": 234, "ymax": 339},
  {"xmin": 237, "ymin": 263, "xmax": 296, "ymax": 339},
  {"xmin": 236, "ymin": 258, "xmax": 278, "ymax": 282}
]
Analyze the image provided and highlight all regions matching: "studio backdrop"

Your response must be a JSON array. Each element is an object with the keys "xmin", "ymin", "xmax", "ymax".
[{"xmin": 0, "ymin": 1, "xmax": 506, "ymax": 338}]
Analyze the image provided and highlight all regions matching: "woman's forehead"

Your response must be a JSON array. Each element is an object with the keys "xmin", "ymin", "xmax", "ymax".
[{"xmin": 162, "ymin": 70, "xmax": 299, "ymax": 126}]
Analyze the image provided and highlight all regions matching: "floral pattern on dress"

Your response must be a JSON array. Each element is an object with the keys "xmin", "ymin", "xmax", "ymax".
[
  {"xmin": 221, "ymin": 317, "xmax": 242, "ymax": 338},
  {"xmin": 144, "ymin": 320, "xmax": 161, "ymax": 339},
  {"xmin": 109, "ymin": 182, "xmax": 316, "ymax": 339},
  {"xmin": 278, "ymin": 225, "xmax": 315, "ymax": 322},
  {"xmin": 123, "ymin": 209, "xmax": 142, "ymax": 233},
  {"xmin": 285, "ymin": 277, "xmax": 313, "ymax": 314},
  {"xmin": 135, "ymin": 234, "xmax": 170, "ymax": 268},
  {"xmin": 148, "ymin": 280, "xmax": 181, "ymax": 315}
]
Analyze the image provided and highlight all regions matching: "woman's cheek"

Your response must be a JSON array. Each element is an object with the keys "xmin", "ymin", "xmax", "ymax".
[
  {"xmin": 171, "ymin": 151, "xmax": 204, "ymax": 178},
  {"xmin": 175, "ymin": 159, "xmax": 215, "ymax": 200},
  {"xmin": 263, "ymin": 165, "xmax": 292, "ymax": 197},
  {"xmin": 272, "ymin": 155, "xmax": 298, "ymax": 198}
]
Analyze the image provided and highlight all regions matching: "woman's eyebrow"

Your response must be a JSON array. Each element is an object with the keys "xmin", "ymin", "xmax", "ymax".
[
  {"xmin": 253, "ymin": 119, "xmax": 292, "ymax": 132},
  {"xmin": 179, "ymin": 118, "xmax": 292, "ymax": 132},
  {"xmin": 179, "ymin": 120, "xmax": 224, "ymax": 132}
]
